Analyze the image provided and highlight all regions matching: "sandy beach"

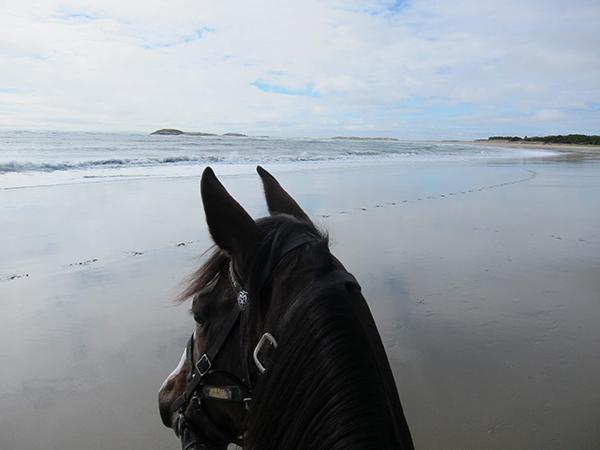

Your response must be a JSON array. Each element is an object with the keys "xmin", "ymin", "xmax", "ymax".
[
  {"xmin": 1, "ymin": 149, "xmax": 600, "ymax": 449},
  {"xmin": 463, "ymin": 139, "xmax": 600, "ymax": 154}
]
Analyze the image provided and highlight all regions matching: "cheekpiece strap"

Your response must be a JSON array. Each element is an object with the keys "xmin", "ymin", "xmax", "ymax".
[{"xmin": 228, "ymin": 261, "xmax": 249, "ymax": 311}]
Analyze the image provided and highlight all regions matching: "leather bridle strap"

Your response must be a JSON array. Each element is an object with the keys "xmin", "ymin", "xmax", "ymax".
[
  {"xmin": 178, "ymin": 419, "xmax": 225, "ymax": 450},
  {"xmin": 170, "ymin": 302, "xmax": 242, "ymax": 415}
]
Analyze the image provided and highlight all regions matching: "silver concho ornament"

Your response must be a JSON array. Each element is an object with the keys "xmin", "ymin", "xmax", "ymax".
[{"xmin": 237, "ymin": 290, "xmax": 249, "ymax": 311}]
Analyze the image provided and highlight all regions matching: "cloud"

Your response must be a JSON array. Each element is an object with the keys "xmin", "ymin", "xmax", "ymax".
[
  {"xmin": 535, "ymin": 109, "xmax": 565, "ymax": 122},
  {"xmin": 0, "ymin": 0, "xmax": 599, "ymax": 138}
]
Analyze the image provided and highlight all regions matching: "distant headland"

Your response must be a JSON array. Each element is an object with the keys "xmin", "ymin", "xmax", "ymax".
[
  {"xmin": 151, "ymin": 129, "xmax": 247, "ymax": 137},
  {"xmin": 150, "ymin": 129, "xmax": 399, "ymax": 141},
  {"xmin": 464, "ymin": 134, "xmax": 600, "ymax": 153},
  {"xmin": 480, "ymin": 134, "xmax": 600, "ymax": 146}
]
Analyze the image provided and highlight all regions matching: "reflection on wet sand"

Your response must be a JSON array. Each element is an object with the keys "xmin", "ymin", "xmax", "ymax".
[{"xmin": 1, "ymin": 155, "xmax": 599, "ymax": 449}]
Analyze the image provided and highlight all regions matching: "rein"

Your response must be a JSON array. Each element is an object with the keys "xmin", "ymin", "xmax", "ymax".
[{"xmin": 171, "ymin": 230, "xmax": 359, "ymax": 449}]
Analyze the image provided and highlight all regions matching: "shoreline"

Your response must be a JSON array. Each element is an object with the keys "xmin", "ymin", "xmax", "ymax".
[{"xmin": 457, "ymin": 139, "xmax": 600, "ymax": 154}]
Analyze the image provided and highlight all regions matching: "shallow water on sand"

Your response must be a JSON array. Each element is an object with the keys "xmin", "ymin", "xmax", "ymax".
[{"xmin": 1, "ymin": 155, "xmax": 599, "ymax": 449}]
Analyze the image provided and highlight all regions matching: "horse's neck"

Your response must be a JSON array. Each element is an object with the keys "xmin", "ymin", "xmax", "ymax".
[
  {"xmin": 345, "ymin": 288, "xmax": 415, "ymax": 450},
  {"xmin": 244, "ymin": 288, "xmax": 407, "ymax": 450}
]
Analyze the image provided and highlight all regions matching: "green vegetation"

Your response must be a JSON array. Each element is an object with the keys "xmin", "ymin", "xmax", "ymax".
[
  {"xmin": 489, "ymin": 136, "xmax": 526, "ymax": 142},
  {"xmin": 488, "ymin": 134, "xmax": 600, "ymax": 146}
]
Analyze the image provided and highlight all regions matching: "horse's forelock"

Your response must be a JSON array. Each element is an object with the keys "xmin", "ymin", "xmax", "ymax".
[{"xmin": 176, "ymin": 246, "xmax": 229, "ymax": 305}]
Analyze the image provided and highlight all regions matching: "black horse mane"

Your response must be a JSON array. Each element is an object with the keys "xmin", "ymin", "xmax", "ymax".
[
  {"xmin": 244, "ymin": 280, "xmax": 395, "ymax": 450},
  {"xmin": 179, "ymin": 214, "xmax": 399, "ymax": 449}
]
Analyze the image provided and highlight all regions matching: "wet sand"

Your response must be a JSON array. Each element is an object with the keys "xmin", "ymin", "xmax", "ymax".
[
  {"xmin": 1, "ymin": 151, "xmax": 600, "ymax": 449},
  {"xmin": 463, "ymin": 139, "xmax": 600, "ymax": 154}
]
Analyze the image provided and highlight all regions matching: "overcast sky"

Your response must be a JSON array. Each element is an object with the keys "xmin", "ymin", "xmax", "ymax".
[{"xmin": 1, "ymin": 0, "xmax": 599, "ymax": 139}]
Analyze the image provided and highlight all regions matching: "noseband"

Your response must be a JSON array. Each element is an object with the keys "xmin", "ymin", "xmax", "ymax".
[{"xmin": 170, "ymin": 231, "xmax": 360, "ymax": 449}]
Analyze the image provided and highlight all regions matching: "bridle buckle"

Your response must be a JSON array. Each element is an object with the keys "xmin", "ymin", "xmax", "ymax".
[
  {"xmin": 196, "ymin": 354, "xmax": 212, "ymax": 376},
  {"xmin": 253, "ymin": 332, "xmax": 278, "ymax": 374}
]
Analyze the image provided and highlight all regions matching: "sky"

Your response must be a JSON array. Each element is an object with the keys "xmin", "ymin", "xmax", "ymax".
[{"xmin": 1, "ymin": 0, "xmax": 599, "ymax": 139}]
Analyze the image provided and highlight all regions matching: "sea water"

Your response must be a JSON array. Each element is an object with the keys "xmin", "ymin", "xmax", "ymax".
[{"xmin": 0, "ymin": 130, "xmax": 555, "ymax": 189}]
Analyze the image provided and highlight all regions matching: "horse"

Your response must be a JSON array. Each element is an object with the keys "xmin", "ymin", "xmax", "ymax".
[{"xmin": 158, "ymin": 166, "xmax": 414, "ymax": 450}]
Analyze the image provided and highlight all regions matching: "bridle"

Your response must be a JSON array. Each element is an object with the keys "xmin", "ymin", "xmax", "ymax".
[
  {"xmin": 169, "ymin": 260, "xmax": 251, "ymax": 449},
  {"xmin": 169, "ymin": 231, "xmax": 360, "ymax": 450}
]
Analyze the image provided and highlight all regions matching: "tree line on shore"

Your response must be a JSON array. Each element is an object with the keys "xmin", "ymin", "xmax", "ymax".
[{"xmin": 488, "ymin": 134, "xmax": 600, "ymax": 146}]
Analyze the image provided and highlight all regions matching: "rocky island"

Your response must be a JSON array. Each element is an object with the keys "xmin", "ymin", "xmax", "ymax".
[
  {"xmin": 150, "ymin": 129, "xmax": 247, "ymax": 137},
  {"xmin": 330, "ymin": 136, "xmax": 400, "ymax": 141},
  {"xmin": 151, "ymin": 130, "xmax": 402, "ymax": 140}
]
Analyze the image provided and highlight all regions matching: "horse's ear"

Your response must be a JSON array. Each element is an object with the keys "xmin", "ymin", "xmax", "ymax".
[
  {"xmin": 201, "ymin": 167, "xmax": 261, "ymax": 276},
  {"xmin": 256, "ymin": 166, "xmax": 310, "ymax": 222}
]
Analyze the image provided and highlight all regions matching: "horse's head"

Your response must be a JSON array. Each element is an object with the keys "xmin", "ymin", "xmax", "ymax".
[
  {"xmin": 157, "ymin": 244, "xmax": 250, "ymax": 449},
  {"xmin": 158, "ymin": 166, "xmax": 414, "ymax": 450},
  {"xmin": 158, "ymin": 166, "xmax": 326, "ymax": 449}
]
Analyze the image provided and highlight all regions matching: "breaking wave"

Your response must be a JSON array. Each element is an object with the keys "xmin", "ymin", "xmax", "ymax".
[
  {"xmin": 0, "ymin": 131, "xmax": 556, "ymax": 189},
  {"xmin": 0, "ymin": 150, "xmax": 404, "ymax": 175}
]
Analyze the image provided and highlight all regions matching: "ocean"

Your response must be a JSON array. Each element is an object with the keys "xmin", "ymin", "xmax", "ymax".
[{"xmin": 0, "ymin": 130, "xmax": 555, "ymax": 189}]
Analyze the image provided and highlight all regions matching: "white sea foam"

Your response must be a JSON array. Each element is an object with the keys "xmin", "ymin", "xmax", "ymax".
[{"xmin": 0, "ymin": 131, "xmax": 557, "ymax": 189}]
